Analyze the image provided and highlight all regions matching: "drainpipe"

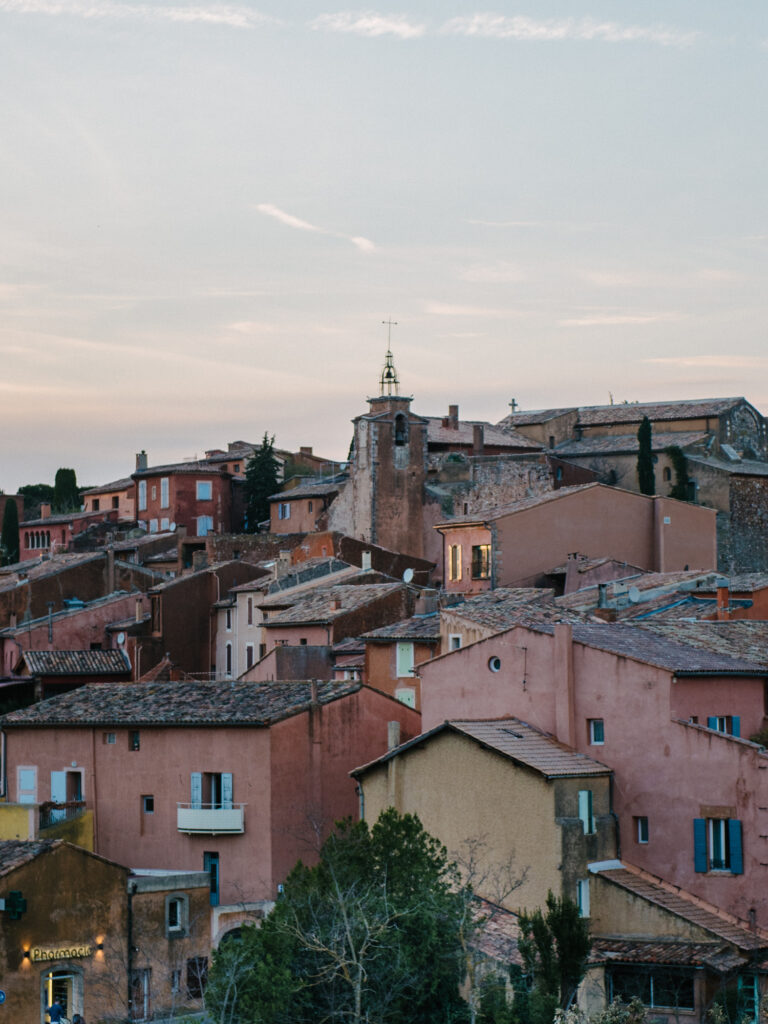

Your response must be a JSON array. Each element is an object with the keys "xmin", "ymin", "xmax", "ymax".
[
  {"xmin": 554, "ymin": 624, "xmax": 575, "ymax": 747},
  {"xmin": 127, "ymin": 880, "xmax": 138, "ymax": 1018},
  {"xmin": 609, "ymin": 773, "xmax": 621, "ymax": 860}
]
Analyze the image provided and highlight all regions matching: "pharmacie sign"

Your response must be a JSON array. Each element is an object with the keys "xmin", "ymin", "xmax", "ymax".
[{"xmin": 29, "ymin": 944, "xmax": 93, "ymax": 962}]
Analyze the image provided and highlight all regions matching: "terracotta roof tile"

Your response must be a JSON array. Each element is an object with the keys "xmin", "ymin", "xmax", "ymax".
[
  {"xmin": 20, "ymin": 650, "xmax": 131, "ymax": 676},
  {"xmin": 263, "ymin": 583, "xmax": 404, "ymax": 626},
  {"xmin": 589, "ymin": 938, "xmax": 746, "ymax": 972},
  {"xmin": 635, "ymin": 621, "xmax": 768, "ymax": 667},
  {"xmin": 363, "ymin": 613, "xmax": 441, "ymax": 641},
  {"xmin": 576, "ymin": 397, "xmax": 743, "ymax": 426},
  {"xmin": 82, "ymin": 477, "xmax": 134, "ymax": 495},
  {"xmin": 1, "ymin": 680, "xmax": 361, "ymax": 728},
  {"xmin": 0, "ymin": 839, "xmax": 63, "ymax": 876},
  {"xmin": 554, "ymin": 431, "xmax": 707, "ymax": 457},
  {"xmin": 267, "ymin": 479, "xmax": 345, "ymax": 501},
  {"xmin": 497, "ymin": 407, "xmax": 576, "ymax": 427},
  {"xmin": 442, "ymin": 588, "xmax": 588, "ymax": 631},
  {"xmin": 436, "ymin": 484, "xmax": 599, "ymax": 527},
  {"xmin": 425, "ymin": 418, "xmax": 541, "ymax": 449}
]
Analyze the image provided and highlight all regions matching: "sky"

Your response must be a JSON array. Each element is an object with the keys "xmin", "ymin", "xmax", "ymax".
[{"xmin": 2, "ymin": 1, "xmax": 768, "ymax": 492}]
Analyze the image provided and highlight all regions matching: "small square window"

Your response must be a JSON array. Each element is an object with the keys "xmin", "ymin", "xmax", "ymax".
[
  {"xmin": 130, "ymin": 731, "xmax": 140, "ymax": 751},
  {"xmin": 449, "ymin": 634, "xmax": 462, "ymax": 651},
  {"xmin": 588, "ymin": 719, "xmax": 605, "ymax": 745},
  {"xmin": 196, "ymin": 480, "xmax": 213, "ymax": 501},
  {"xmin": 143, "ymin": 795, "xmax": 154, "ymax": 814},
  {"xmin": 104, "ymin": 732, "xmax": 116, "ymax": 745},
  {"xmin": 635, "ymin": 816, "xmax": 649, "ymax": 844}
]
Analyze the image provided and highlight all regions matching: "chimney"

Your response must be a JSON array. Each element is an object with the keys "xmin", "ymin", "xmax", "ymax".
[
  {"xmin": 310, "ymin": 679, "xmax": 319, "ymax": 705},
  {"xmin": 597, "ymin": 583, "xmax": 608, "ymax": 608},
  {"xmin": 40, "ymin": 503, "xmax": 51, "ymax": 520},
  {"xmin": 448, "ymin": 404, "xmax": 459, "ymax": 429},
  {"xmin": 361, "ymin": 551, "xmax": 372, "ymax": 571},
  {"xmin": 135, "ymin": 450, "xmax": 148, "ymax": 471},
  {"xmin": 300, "ymin": 446, "xmax": 313, "ymax": 456},
  {"xmin": 387, "ymin": 721, "xmax": 401, "ymax": 750},
  {"xmin": 554, "ymin": 624, "xmax": 576, "ymax": 747},
  {"xmin": 135, "ymin": 597, "xmax": 143, "ymax": 623},
  {"xmin": 106, "ymin": 546, "xmax": 115, "ymax": 594},
  {"xmin": 329, "ymin": 597, "xmax": 342, "ymax": 611},
  {"xmin": 716, "ymin": 582, "xmax": 730, "ymax": 621},
  {"xmin": 472, "ymin": 424, "xmax": 485, "ymax": 456}
]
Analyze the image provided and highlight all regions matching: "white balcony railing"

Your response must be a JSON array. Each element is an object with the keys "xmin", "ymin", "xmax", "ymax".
[{"xmin": 177, "ymin": 803, "xmax": 245, "ymax": 834}]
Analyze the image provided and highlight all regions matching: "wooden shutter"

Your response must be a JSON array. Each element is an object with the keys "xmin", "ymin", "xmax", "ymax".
[
  {"xmin": 732, "ymin": 716, "xmax": 741, "ymax": 737},
  {"xmin": 729, "ymin": 819, "xmax": 743, "ymax": 874},
  {"xmin": 707, "ymin": 716, "xmax": 718, "ymax": 730},
  {"xmin": 693, "ymin": 818, "xmax": 708, "ymax": 872}
]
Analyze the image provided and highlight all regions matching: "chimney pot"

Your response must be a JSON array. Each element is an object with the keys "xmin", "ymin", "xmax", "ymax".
[
  {"xmin": 40, "ymin": 503, "xmax": 51, "ymax": 520},
  {"xmin": 361, "ymin": 551, "xmax": 372, "ymax": 571}
]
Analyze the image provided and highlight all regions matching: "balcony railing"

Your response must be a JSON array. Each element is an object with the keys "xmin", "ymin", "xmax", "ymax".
[
  {"xmin": 39, "ymin": 800, "xmax": 87, "ymax": 831},
  {"xmin": 177, "ymin": 803, "xmax": 245, "ymax": 834}
]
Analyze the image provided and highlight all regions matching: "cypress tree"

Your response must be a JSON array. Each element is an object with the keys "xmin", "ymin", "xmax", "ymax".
[
  {"xmin": 53, "ymin": 468, "xmax": 80, "ymax": 513},
  {"xmin": 1, "ymin": 499, "xmax": 19, "ymax": 565},
  {"xmin": 244, "ymin": 434, "xmax": 279, "ymax": 531},
  {"xmin": 636, "ymin": 416, "xmax": 655, "ymax": 495}
]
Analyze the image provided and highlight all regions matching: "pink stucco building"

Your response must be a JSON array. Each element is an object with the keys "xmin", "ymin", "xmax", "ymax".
[
  {"xmin": 0, "ymin": 680, "xmax": 420, "ymax": 917},
  {"xmin": 417, "ymin": 621, "xmax": 768, "ymax": 928}
]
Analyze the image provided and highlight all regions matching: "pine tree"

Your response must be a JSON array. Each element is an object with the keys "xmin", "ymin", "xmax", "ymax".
[
  {"xmin": 1, "ymin": 499, "xmax": 20, "ymax": 565},
  {"xmin": 244, "ymin": 434, "xmax": 279, "ymax": 531},
  {"xmin": 636, "ymin": 417, "xmax": 655, "ymax": 495}
]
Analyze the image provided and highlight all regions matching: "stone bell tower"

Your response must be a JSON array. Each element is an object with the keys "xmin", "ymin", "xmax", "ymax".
[{"xmin": 345, "ymin": 347, "xmax": 428, "ymax": 558}]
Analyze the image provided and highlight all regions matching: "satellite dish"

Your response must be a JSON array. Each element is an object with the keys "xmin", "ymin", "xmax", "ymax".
[
  {"xmin": 117, "ymin": 632, "xmax": 126, "ymax": 645},
  {"xmin": 403, "ymin": 568, "xmax": 414, "ymax": 583},
  {"xmin": 169, "ymin": 522, "xmax": 177, "ymax": 532},
  {"xmin": 628, "ymin": 586, "xmax": 641, "ymax": 604}
]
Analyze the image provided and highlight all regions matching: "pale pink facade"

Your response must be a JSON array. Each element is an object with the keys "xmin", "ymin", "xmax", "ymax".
[
  {"xmin": 437, "ymin": 484, "xmax": 717, "ymax": 594},
  {"xmin": 418, "ymin": 624, "xmax": 768, "ymax": 927},
  {"xmin": 1, "ymin": 685, "xmax": 421, "ymax": 911}
]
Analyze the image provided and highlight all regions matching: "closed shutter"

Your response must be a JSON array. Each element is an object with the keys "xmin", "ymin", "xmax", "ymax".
[
  {"xmin": 578, "ymin": 790, "xmax": 593, "ymax": 834},
  {"xmin": 707, "ymin": 716, "xmax": 718, "ymax": 730},
  {"xmin": 732, "ymin": 716, "xmax": 741, "ymax": 737},
  {"xmin": 693, "ymin": 818, "xmax": 708, "ymax": 872},
  {"xmin": 191, "ymin": 772, "xmax": 202, "ymax": 809},
  {"xmin": 222, "ymin": 773, "xmax": 233, "ymax": 810},
  {"xmin": 729, "ymin": 819, "xmax": 744, "ymax": 874}
]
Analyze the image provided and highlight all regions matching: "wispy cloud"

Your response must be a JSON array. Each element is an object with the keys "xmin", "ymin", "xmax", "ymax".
[
  {"xmin": 442, "ymin": 15, "xmax": 697, "ymax": 47},
  {"xmin": 460, "ymin": 262, "xmax": 526, "ymax": 283},
  {"xmin": 645, "ymin": 355, "xmax": 768, "ymax": 369},
  {"xmin": 309, "ymin": 11, "xmax": 425, "ymax": 38},
  {"xmin": 255, "ymin": 203, "xmax": 376, "ymax": 252},
  {"xmin": 0, "ymin": 0, "xmax": 277, "ymax": 29},
  {"xmin": 559, "ymin": 312, "xmax": 686, "ymax": 326}
]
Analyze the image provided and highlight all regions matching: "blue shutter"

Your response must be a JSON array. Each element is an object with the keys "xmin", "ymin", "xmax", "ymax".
[
  {"xmin": 222, "ymin": 773, "xmax": 233, "ymax": 810},
  {"xmin": 707, "ymin": 716, "xmax": 717, "ymax": 730},
  {"xmin": 694, "ymin": 818, "xmax": 708, "ymax": 872},
  {"xmin": 191, "ymin": 772, "xmax": 202, "ymax": 809},
  {"xmin": 729, "ymin": 819, "xmax": 743, "ymax": 874},
  {"xmin": 732, "ymin": 716, "xmax": 741, "ymax": 737}
]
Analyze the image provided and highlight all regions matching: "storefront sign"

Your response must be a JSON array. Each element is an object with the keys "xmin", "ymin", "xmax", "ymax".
[{"xmin": 29, "ymin": 945, "xmax": 93, "ymax": 962}]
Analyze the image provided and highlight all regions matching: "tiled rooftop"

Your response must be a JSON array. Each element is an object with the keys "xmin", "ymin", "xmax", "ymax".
[
  {"xmin": 686, "ymin": 455, "xmax": 768, "ymax": 477},
  {"xmin": 471, "ymin": 898, "xmax": 522, "ymax": 965},
  {"xmin": 1, "ymin": 680, "xmax": 360, "ymax": 727},
  {"xmin": 497, "ymin": 407, "xmax": 576, "ymax": 427},
  {"xmin": 635, "ymin": 621, "xmax": 768, "ymax": 667},
  {"xmin": 576, "ymin": 397, "xmax": 742, "ymax": 426},
  {"xmin": 263, "ymin": 583, "xmax": 404, "ymax": 626},
  {"xmin": 82, "ymin": 477, "xmax": 134, "ymax": 495},
  {"xmin": 593, "ymin": 862, "xmax": 768, "ymax": 951},
  {"xmin": 589, "ymin": 938, "xmax": 746, "ymax": 973},
  {"xmin": 21, "ymin": 649, "xmax": 132, "ymax": 676},
  {"xmin": 0, "ymin": 839, "xmax": 62, "ymax": 876},
  {"xmin": 425, "ymin": 418, "xmax": 540, "ymax": 449},
  {"xmin": 531, "ymin": 623, "xmax": 767, "ymax": 674},
  {"xmin": 363, "ymin": 612, "xmax": 441, "ymax": 642},
  {"xmin": 133, "ymin": 461, "xmax": 227, "ymax": 477},
  {"xmin": 554, "ymin": 431, "xmax": 707, "ymax": 457},
  {"xmin": 701, "ymin": 573, "xmax": 768, "ymax": 592},
  {"xmin": 267, "ymin": 478, "xmax": 345, "ymax": 502},
  {"xmin": 354, "ymin": 717, "xmax": 611, "ymax": 780},
  {"xmin": 0, "ymin": 553, "xmax": 102, "ymax": 591},
  {"xmin": 442, "ymin": 588, "xmax": 587, "ymax": 631},
  {"xmin": 21, "ymin": 509, "xmax": 110, "ymax": 527}
]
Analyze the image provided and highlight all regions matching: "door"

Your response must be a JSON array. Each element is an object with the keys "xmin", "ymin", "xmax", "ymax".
[{"xmin": 17, "ymin": 766, "xmax": 37, "ymax": 803}]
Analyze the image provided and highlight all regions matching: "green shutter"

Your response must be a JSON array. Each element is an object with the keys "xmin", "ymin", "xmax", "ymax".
[{"xmin": 694, "ymin": 818, "xmax": 707, "ymax": 872}]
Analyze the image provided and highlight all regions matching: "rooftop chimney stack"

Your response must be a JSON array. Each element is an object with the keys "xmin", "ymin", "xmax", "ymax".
[
  {"xmin": 472, "ymin": 424, "xmax": 485, "ymax": 456},
  {"xmin": 136, "ymin": 450, "xmax": 148, "ymax": 471},
  {"xmin": 448, "ymin": 404, "xmax": 459, "ymax": 429}
]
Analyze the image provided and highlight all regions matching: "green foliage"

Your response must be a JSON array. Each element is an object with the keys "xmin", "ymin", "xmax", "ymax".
[
  {"xmin": 665, "ymin": 446, "xmax": 690, "ymax": 501},
  {"xmin": 477, "ymin": 971, "xmax": 514, "ymax": 1024},
  {"xmin": 17, "ymin": 483, "xmax": 55, "ymax": 519},
  {"xmin": 749, "ymin": 727, "xmax": 768, "ymax": 748},
  {"xmin": 636, "ymin": 417, "xmax": 655, "ymax": 496},
  {"xmin": 206, "ymin": 809, "xmax": 470, "ymax": 1024},
  {"xmin": 516, "ymin": 891, "xmax": 591, "ymax": 1021},
  {"xmin": 244, "ymin": 433, "xmax": 280, "ymax": 532},
  {"xmin": 1, "ymin": 499, "xmax": 20, "ymax": 565},
  {"xmin": 53, "ymin": 468, "xmax": 80, "ymax": 513},
  {"xmin": 589, "ymin": 998, "xmax": 648, "ymax": 1024}
]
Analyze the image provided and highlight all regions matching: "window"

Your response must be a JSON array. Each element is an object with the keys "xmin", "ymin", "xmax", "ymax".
[
  {"xmin": 138, "ymin": 480, "xmax": 147, "ymax": 512},
  {"xmin": 259, "ymin": 643, "xmax": 267, "ymax": 659},
  {"xmin": 197, "ymin": 515, "xmax": 213, "ymax": 536},
  {"xmin": 246, "ymin": 644, "xmax": 254, "ymax": 669},
  {"xmin": 448, "ymin": 544, "xmax": 462, "ymax": 582},
  {"xmin": 196, "ymin": 480, "xmax": 212, "ymax": 501},
  {"xmin": 166, "ymin": 894, "xmax": 189, "ymax": 936},
  {"xmin": 555, "ymin": 466, "xmax": 564, "ymax": 481},
  {"xmin": 488, "ymin": 656, "xmax": 501, "ymax": 672},
  {"xmin": 610, "ymin": 967, "xmax": 694, "ymax": 1011},
  {"xmin": 588, "ymin": 719, "xmax": 605, "ymax": 745},
  {"xmin": 112, "ymin": 495, "xmax": 119, "ymax": 509},
  {"xmin": 308, "ymin": 501, "xmax": 313, "ymax": 513},
  {"xmin": 171, "ymin": 970, "xmax": 181, "ymax": 994},
  {"xmin": 149, "ymin": 518, "xmax": 158, "ymax": 533},
  {"xmin": 278, "ymin": 502, "xmax": 291, "ymax": 520},
  {"xmin": 449, "ymin": 634, "xmax": 462, "ymax": 651},
  {"xmin": 394, "ymin": 413, "xmax": 408, "ymax": 446},
  {"xmin": 203, "ymin": 851, "xmax": 220, "ymax": 907},
  {"xmin": 160, "ymin": 517, "xmax": 169, "ymax": 531},
  {"xmin": 577, "ymin": 878, "xmax": 590, "ymax": 918},
  {"xmin": 694, "ymin": 817, "xmax": 743, "ymax": 873},
  {"xmin": 186, "ymin": 955, "xmax": 208, "ymax": 998},
  {"xmin": 225, "ymin": 643, "xmax": 232, "ymax": 676},
  {"xmin": 104, "ymin": 732, "xmax": 117, "ymax": 745},
  {"xmin": 191, "ymin": 772, "xmax": 233, "ymax": 810},
  {"xmin": 151, "ymin": 485, "xmax": 157, "ymax": 501},
  {"xmin": 578, "ymin": 790, "xmax": 595, "ymax": 835},
  {"xmin": 92, "ymin": 498, "xmax": 100, "ymax": 511},
  {"xmin": 225, "ymin": 608, "xmax": 232, "ymax": 631},
  {"xmin": 160, "ymin": 477, "xmax": 169, "ymax": 508},
  {"xmin": 396, "ymin": 642, "xmax": 415, "ymax": 677},
  {"xmin": 130, "ymin": 731, "xmax": 140, "ymax": 751},
  {"xmin": 247, "ymin": 597, "xmax": 253, "ymax": 625},
  {"xmin": 707, "ymin": 715, "xmax": 740, "ymax": 737},
  {"xmin": 663, "ymin": 466, "xmax": 672, "ymax": 482},
  {"xmin": 471, "ymin": 544, "xmax": 491, "ymax": 580},
  {"xmin": 142, "ymin": 795, "xmax": 154, "ymax": 814},
  {"xmin": 635, "ymin": 816, "xmax": 649, "ymax": 844}
]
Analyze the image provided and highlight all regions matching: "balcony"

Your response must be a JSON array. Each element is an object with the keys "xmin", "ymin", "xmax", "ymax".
[
  {"xmin": 177, "ymin": 803, "xmax": 245, "ymax": 835},
  {"xmin": 39, "ymin": 801, "xmax": 87, "ymax": 831}
]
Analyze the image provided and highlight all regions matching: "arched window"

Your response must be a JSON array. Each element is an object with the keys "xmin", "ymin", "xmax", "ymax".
[
  {"xmin": 394, "ymin": 414, "xmax": 408, "ymax": 447},
  {"xmin": 225, "ymin": 643, "xmax": 232, "ymax": 677}
]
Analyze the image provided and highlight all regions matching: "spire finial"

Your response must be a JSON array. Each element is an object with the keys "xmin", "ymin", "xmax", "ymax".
[{"xmin": 380, "ymin": 319, "xmax": 399, "ymax": 396}]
